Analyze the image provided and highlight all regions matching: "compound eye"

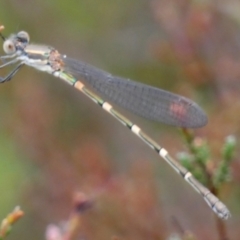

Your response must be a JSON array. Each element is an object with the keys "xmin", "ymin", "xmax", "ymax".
[
  {"xmin": 17, "ymin": 31, "xmax": 30, "ymax": 43},
  {"xmin": 3, "ymin": 39, "xmax": 16, "ymax": 54}
]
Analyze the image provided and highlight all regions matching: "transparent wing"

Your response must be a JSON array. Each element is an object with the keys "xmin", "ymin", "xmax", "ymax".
[{"xmin": 63, "ymin": 57, "xmax": 207, "ymax": 128}]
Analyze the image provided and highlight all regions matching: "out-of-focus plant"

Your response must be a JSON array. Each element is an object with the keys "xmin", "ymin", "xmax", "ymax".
[
  {"xmin": 0, "ymin": 206, "xmax": 24, "ymax": 240},
  {"xmin": 45, "ymin": 192, "xmax": 93, "ymax": 240},
  {"xmin": 178, "ymin": 129, "xmax": 236, "ymax": 240}
]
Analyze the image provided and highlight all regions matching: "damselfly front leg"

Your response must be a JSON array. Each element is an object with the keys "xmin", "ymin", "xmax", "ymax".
[{"xmin": 0, "ymin": 63, "xmax": 24, "ymax": 83}]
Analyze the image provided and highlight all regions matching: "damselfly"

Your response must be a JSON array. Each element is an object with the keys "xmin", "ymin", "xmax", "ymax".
[{"xmin": 0, "ymin": 27, "xmax": 230, "ymax": 219}]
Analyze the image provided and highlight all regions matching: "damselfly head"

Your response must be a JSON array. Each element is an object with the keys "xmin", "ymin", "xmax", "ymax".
[
  {"xmin": 16, "ymin": 31, "xmax": 30, "ymax": 44},
  {"xmin": 2, "ymin": 31, "xmax": 30, "ymax": 55}
]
